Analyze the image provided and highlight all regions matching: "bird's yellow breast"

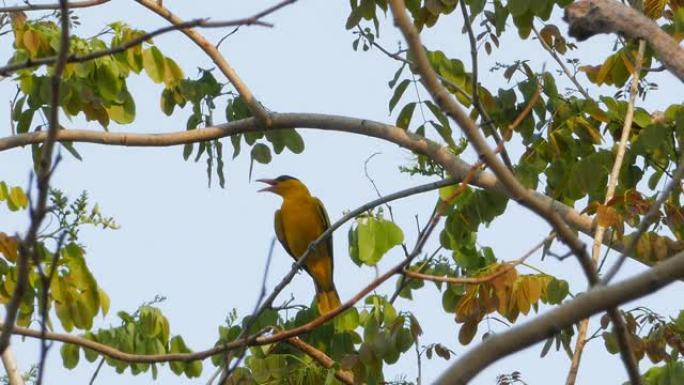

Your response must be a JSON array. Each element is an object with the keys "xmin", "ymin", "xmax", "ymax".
[{"xmin": 280, "ymin": 198, "xmax": 326, "ymax": 257}]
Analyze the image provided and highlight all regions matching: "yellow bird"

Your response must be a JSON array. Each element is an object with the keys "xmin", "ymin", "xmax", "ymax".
[{"xmin": 258, "ymin": 175, "xmax": 341, "ymax": 315}]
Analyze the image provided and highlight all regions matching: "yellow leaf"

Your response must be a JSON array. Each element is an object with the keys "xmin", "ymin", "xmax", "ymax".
[
  {"xmin": 98, "ymin": 288, "xmax": 110, "ymax": 316},
  {"xmin": 0, "ymin": 233, "xmax": 19, "ymax": 262},
  {"xmin": 9, "ymin": 186, "xmax": 28, "ymax": 210},
  {"xmin": 22, "ymin": 29, "xmax": 40, "ymax": 57},
  {"xmin": 597, "ymin": 204, "xmax": 621, "ymax": 228},
  {"xmin": 645, "ymin": 0, "xmax": 668, "ymax": 18},
  {"xmin": 163, "ymin": 57, "xmax": 184, "ymax": 87}
]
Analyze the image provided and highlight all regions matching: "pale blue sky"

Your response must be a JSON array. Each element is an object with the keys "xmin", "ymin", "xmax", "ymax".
[{"xmin": 1, "ymin": 1, "xmax": 682, "ymax": 385}]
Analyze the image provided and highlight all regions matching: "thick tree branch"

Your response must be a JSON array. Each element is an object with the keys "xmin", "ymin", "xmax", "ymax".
[
  {"xmin": 0, "ymin": 0, "xmax": 108, "ymax": 12},
  {"xmin": 389, "ymin": 0, "xmax": 597, "ymax": 285},
  {"xmin": 0, "ymin": 112, "xmax": 675, "ymax": 266},
  {"xmin": 134, "ymin": 0, "xmax": 288, "ymax": 125},
  {"xmin": 435, "ymin": 250, "xmax": 684, "ymax": 385},
  {"xmin": 564, "ymin": 0, "xmax": 684, "ymax": 82},
  {"xmin": 1, "ymin": 346, "xmax": 25, "ymax": 385}
]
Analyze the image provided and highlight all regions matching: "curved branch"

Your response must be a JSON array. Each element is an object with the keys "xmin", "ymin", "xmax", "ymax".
[
  {"xmin": 134, "ymin": 0, "xmax": 276, "ymax": 124},
  {"xmin": 564, "ymin": 0, "xmax": 684, "ymax": 82},
  {"xmin": 435, "ymin": 250, "xmax": 684, "ymax": 385},
  {"xmin": 0, "ymin": 112, "xmax": 671, "ymax": 266}
]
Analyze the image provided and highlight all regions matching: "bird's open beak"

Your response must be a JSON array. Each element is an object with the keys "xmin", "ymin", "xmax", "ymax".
[{"xmin": 257, "ymin": 178, "xmax": 277, "ymax": 193}]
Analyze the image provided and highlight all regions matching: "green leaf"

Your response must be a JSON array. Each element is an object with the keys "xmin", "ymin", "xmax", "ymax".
[
  {"xmin": 508, "ymin": 0, "xmax": 531, "ymax": 16},
  {"xmin": 283, "ymin": 129, "xmax": 305, "ymax": 154},
  {"xmin": 8, "ymin": 186, "xmax": 28, "ymax": 210},
  {"xmin": 545, "ymin": 278, "xmax": 568, "ymax": 304},
  {"xmin": 395, "ymin": 102, "xmax": 416, "ymax": 129},
  {"xmin": 142, "ymin": 46, "xmax": 166, "ymax": 83},
  {"xmin": 250, "ymin": 143, "xmax": 272, "ymax": 164},
  {"xmin": 353, "ymin": 216, "xmax": 404, "ymax": 266},
  {"xmin": 17, "ymin": 108, "xmax": 35, "ymax": 134},
  {"xmin": 107, "ymin": 90, "xmax": 136, "ymax": 124},
  {"xmin": 60, "ymin": 343, "xmax": 80, "ymax": 369},
  {"xmin": 389, "ymin": 79, "xmax": 410, "ymax": 113}
]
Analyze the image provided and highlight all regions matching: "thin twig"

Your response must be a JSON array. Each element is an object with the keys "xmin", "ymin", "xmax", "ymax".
[
  {"xmin": 88, "ymin": 357, "xmax": 105, "ymax": 385},
  {"xmin": 565, "ymin": 39, "xmax": 646, "ymax": 385},
  {"xmin": 404, "ymin": 235, "xmax": 542, "ymax": 286},
  {"xmin": 459, "ymin": 0, "xmax": 514, "ymax": 170},
  {"xmin": 134, "ymin": 0, "xmax": 296, "ymax": 125},
  {"xmin": 4, "ymin": 244, "xmax": 684, "ymax": 369},
  {"xmin": 0, "ymin": 17, "xmax": 273, "ymax": 76},
  {"xmin": 0, "ymin": 0, "xmax": 70, "ymax": 358},
  {"xmin": 218, "ymin": 238, "xmax": 276, "ymax": 383},
  {"xmin": 532, "ymin": 24, "xmax": 591, "ymax": 99}
]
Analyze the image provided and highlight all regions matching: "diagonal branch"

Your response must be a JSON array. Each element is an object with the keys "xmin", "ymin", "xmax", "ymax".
[
  {"xmin": 134, "ymin": 0, "xmax": 295, "ymax": 125},
  {"xmin": 564, "ymin": 0, "xmax": 684, "ymax": 82},
  {"xmin": 1, "ymin": 346, "xmax": 25, "ymax": 385}
]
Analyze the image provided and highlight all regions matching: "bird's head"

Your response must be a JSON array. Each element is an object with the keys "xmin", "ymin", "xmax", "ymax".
[{"xmin": 257, "ymin": 175, "xmax": 309, "ymax": 197}]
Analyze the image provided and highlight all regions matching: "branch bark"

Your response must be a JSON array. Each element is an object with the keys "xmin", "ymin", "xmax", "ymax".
[
  {"xmin": 564, "ymin": 0, "xmax": 684, "ymax": 82},
  {"xmin": 1, "ymin": 346, "xmax": 25, "ymax": 385}
]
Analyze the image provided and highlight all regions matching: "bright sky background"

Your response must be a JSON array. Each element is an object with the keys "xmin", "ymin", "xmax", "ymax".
[{"xmin": 1, "ymin": 1, "xmax": 682, "ymax": 385}]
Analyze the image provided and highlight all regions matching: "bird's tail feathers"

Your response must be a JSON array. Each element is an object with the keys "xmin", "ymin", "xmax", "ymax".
[{"xmin": 316, "ymin": 288, "xmax": 341, "ymax": 315}]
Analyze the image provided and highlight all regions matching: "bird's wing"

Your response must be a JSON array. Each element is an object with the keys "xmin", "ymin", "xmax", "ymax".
[
  {"xmin": 274, "ymin": 209, "xmax": 295, "ymax": 258},
  {"xmin": 314, "ymin": 197, "xmax": 333, "ymax": 258}
]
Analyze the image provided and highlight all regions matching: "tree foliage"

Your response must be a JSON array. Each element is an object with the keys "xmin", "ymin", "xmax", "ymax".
[{"xmin": 1, "ymin": 1, "xmax": 684, "ymax": 384}]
